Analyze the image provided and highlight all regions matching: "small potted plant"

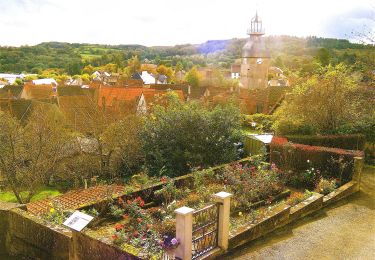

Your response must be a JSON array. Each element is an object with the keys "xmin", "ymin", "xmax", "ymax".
[{"xmin": 160, "ymin": 235, "xmax": 180, "ymax": 258}]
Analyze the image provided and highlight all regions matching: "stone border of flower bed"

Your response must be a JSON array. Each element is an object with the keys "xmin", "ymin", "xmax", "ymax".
[{"xmin": 230, "ymin": 189, "xmax": 291, "ymax": 217}]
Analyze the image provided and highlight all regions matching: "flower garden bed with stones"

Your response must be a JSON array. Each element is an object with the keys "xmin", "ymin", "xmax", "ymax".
[
  {"xmin": 1, "ymin": 156, "xmax": 360, "ymax": 260},
  {"xmin": 71, "ymin": 156, "xmax": 289, "ymax": 259}
]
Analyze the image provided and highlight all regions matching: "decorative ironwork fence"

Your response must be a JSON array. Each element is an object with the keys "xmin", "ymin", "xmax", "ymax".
[{"xmin": 191, "ymin": 203, "xmax": 220, "ymax": 259}]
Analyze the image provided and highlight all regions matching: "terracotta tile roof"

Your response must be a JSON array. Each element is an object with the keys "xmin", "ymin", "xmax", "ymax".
[
  {"xmin": 98, "ymin": 87, "xmax": 184, "ymax": 108},
  {"xmin": 21, "ymin": 83, "xmax": 56, "ymax": 100},
  {"xmin": 231, "ymin": 64, "xmax": 241, "ymax": 73},
  {"xmin": 98, "ymin": 87, "xmax": 148, "ymax": 107},
  {"xmin": 26, "ymin": 185, "xmax": 125, "ymax": 216},
  {"xmin": 58, "ymin": 95, "xmax": 98, "ymax": 130}
]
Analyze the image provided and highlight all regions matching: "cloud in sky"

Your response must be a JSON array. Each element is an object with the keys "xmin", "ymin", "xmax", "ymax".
[{"xmin": 0, "ymin": 0, "xmax": 373, "ymax": 46}]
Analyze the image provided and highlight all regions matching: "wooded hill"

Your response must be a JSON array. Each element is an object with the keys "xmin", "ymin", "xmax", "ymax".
[{"xmin": 0, "ymin": 36, "xmax": 373, "ymax": 76}]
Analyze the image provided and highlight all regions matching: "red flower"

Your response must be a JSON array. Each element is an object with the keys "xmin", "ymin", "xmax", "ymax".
[
  {"xmin": 160, "ymin": 176, "xmax": 167, "ymax": 183},
  {"xmin": 146, "ymin": 224, "xmax": 152, "ymax": 229},
  {"xmin": 112, "ymin": 234, "xmax": 118, "ymax": 240},
  {"xmin": 115, "ymin": 224, "xmax": 124, "ymax": 231},
  {"xmin": 127, "ymin": 200, "xmax": 132, "ymax": 205},
  {"xmin": 137, "ymin": 218, "xmax": 142, "ymax": 223},
  {"xmin": 140, "ymin": 200, "xmax": 145, "ymax": 207}
]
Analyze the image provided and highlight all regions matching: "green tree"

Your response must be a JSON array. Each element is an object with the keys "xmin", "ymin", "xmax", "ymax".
[
  {"xmin": 175, "ymin": 61, "xmax": 184, "ymax": 72},
  {"xmin": 156, "ymin": 64, "xmax": 174, "ymax": 82},
  {"xmin": 127, "ymin": 55, "xmax": 141, "ymax": 75},
  {"xmin": 101, "ymin": 115, "xmax": 144, "ymax": 179},
  {"xmin": 315, "ymin": 48, "xmax": 331, "ymax": 66},
  {"xmin": 82, "ymin": 65, "xmax": 95, "ymax": 74},
  {"xmin": 142, "ymin": 97, "xmax": 242, "ymax": 177},
  {"xmin": 185, "ymin": 66, "xmax": 201, "ymax": 87}
]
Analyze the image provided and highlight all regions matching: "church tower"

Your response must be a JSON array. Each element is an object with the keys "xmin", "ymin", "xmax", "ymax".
[{"xmin": 240, "ymin": 12, "xmax": 270, "ymax": 89}]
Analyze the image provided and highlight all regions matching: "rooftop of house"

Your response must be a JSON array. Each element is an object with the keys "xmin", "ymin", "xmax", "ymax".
[
  {"xmin": 98, "ymin": 87, "xmax": 184, "ymax": 108},
  {"xmin": 32, "ymin": 78, "xmax": 58, "ymax": 86},
  {"xmin": 150, "ymin": 84, "xmax": 190, "ymax": 98},
  {"xmin": 231, "ymin": 64, "xmax": 241, "ymax": 73},
  {"xmin": 0, "ymin": 85, "xmax": 24, "ymax": 99},
  {"xmin": 58, "ymin": 85, "xmax": 96, "ymax": 97},
  {"xmin": 22, "ymin": 83, "xmax": 57, "ymax": 100}
]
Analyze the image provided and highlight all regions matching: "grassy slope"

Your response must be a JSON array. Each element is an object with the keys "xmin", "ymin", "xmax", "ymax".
[{"xmin": 0, "ymin": 186, "xmax": 61, "ymax": 203}]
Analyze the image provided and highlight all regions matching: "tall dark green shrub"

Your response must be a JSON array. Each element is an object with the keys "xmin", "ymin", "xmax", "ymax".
[{"xmin": 142, "ymin": 97, "xmax": 242, "ymax": 177}]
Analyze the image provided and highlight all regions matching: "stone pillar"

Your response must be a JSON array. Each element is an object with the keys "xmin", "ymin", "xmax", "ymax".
[
  {"xmin": 175, "ymin": 206, "xmax": 194, "ymax": 260},
  {"xmin": 213, "ymin": 191, "xmax": 232, "ymax": 251},
  {"xmin": 353, "ymin": 157, "xmax": 364, "ymax": 191}
]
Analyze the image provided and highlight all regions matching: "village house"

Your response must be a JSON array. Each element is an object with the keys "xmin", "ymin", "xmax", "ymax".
[
  {"xmin": 20, "ymin": 83, "xmax": 57, "ymax": 100},
  {"xmin": 0, "ymin": 73, "xmax": 27, "ymax": 85},
  {"xmin": 231, "ymin": 64, "xmax": 241, "ymax": 79},
  {"xmin": 98, "ymin": 87, "xmax": 184, "ymax": 115}
]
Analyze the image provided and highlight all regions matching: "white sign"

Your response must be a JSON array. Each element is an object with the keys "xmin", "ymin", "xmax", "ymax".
[{"xmin": 63, "ymin": 211, "xmax": 94, "ymax": 232}]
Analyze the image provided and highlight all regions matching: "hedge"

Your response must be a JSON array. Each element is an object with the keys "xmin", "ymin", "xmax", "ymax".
[
  {"xmin": 284, "ymin": 134, "xmax": 366, "ymax": 151},
  {"xmin": 270, "ymin": 137, "xmax": 364, "ymax": 184}
]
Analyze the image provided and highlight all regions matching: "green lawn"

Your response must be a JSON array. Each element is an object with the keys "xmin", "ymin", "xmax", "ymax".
[{"xmin": 0, "ymin": 186, "xmax": 61, "ymax": 203}]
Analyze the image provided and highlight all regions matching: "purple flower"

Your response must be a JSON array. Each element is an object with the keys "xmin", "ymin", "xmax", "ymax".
[{"xmin": 171, "ymin": 238, "xmax": 178, "ymax": 245}]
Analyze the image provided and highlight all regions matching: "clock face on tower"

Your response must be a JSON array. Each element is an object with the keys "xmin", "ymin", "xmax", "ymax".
[{"xmin": 256, "ymin": 58, "xmax": 263, "ymax": 64}]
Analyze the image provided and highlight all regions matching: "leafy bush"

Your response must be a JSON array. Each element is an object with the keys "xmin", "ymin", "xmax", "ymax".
[
  {"xmin": 142, "ymin": 97, "xmax": 242, "ymax": 177},
  {"xmin": 316, "ymin": 178, "xmax": 337, "ymax": 195},
  {"xmin": 109, "ymin": 204, "xmax": 125, "ymax": 220},
  {"xmin": 43, "ymin": 201, "xmax": 73, "ymax": 225},
  {"xmin": 154, "ymin": 178, "xmax": 186, "ymax": 207},
  {"xmin": 154, "ymin": 219, "xmax": 176, "ymax": 237},
  {"xmin": 217, "ymin": 163, "xmax": 284, "ymax": 211},
  {"xmin": 282, "ymin": 163, "xmax": 322, "ymax": 189},
  {"xmin": 242, "ymin": 113, "xmax": 274, "ymax": 132}
]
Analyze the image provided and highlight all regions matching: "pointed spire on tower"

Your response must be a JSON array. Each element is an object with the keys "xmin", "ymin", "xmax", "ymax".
[{"xmin": 248, "ymin": 11, "xmax": 264, "ymax": 35}]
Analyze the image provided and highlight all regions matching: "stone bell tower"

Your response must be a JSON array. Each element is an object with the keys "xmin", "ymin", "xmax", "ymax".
[{"xmin": 240, "ymin": 12, "xmax": 270, "ymax": 89}]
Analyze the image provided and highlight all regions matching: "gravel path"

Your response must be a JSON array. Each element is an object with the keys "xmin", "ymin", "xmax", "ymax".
[{"xmin": 221, "ymin": 166, "xmax": 375, "ymax": 260}]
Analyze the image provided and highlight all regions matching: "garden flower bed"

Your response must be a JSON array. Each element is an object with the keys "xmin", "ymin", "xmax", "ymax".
[
  {"xmin": 37, "ymin": 155, "xmax": 359, "ymax": 259},
  {"xmin": 69, "ymin": 156, "xmax": 290, "ymax": 258}
]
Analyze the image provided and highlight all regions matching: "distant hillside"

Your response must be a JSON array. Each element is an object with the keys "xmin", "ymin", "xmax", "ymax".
[{"xmin": 0, "ymin": 36, "xmax": 373, "ymax": 74}]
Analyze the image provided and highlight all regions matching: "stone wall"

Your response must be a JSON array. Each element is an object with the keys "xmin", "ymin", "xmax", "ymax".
[
  {"xmin": 0, "ymin": 202, "xmax": 19, "ymax": 254},
  {"xmin": 71, "ymin": 232, "xmax": 140, "ymax": 260},
  {"xmin": 6, "ymin": 207, "xmax": 71, "ymax": 260}
]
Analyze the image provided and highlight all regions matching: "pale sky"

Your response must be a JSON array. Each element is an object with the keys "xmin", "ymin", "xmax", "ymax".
[{"xmin": 0, "ymin": 0, "xmax": 374, "ymax": 46}]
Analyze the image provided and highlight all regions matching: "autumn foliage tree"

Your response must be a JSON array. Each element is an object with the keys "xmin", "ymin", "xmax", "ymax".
[
  {"xmin": 185, "ymin": 66, "xmax": 201, "ymax": 87},
  {"xmin": 0, "ymin": 105, "xmax": 70, "ymax": 203},
  {"xmin": 273, "ymin": 64, "xmax": 372, "ymax": 135}
]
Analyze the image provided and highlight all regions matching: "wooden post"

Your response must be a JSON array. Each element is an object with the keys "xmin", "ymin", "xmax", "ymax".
[
  {"xmin": 213, "ymin": 191, "xmax": 232, "ymax": 251},
  {"xmin": 353, "ymin": 157, "xmax": 364, "ymax": 191},
  {"xmin": 175, "ymin": 206, "xmax": 194, "ymax": 260}
]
